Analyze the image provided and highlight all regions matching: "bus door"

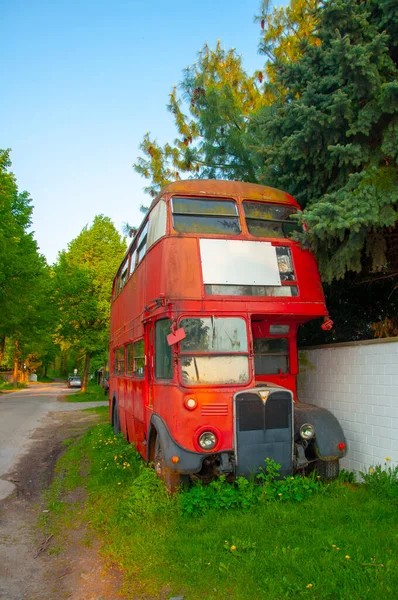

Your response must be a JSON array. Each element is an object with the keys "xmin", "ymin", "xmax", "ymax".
[{"xmin": 144, "ymin": 320, "xmax": 155, "ymax": 411}]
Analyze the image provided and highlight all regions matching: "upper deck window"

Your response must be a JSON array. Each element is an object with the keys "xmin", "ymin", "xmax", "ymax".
[
  {"xmin": 172, "ymin": 197, "xmax": 240, "ymax": 235},
  {"xmin": 147, "ymin": 199, "xmax": 167, "ymax": 249},
  {"xmin": 243, "ymin": 201, "xmax": 301, "ymax": 238},
  {"xmin": 136, "ymin": 222, "xmax": 148, "ymax": 264}
]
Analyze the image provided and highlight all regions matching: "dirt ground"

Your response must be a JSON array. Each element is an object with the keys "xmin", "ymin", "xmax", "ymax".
[{"xmin": 0, "ymin": 408, "xmax": 125, "ymax": 600}]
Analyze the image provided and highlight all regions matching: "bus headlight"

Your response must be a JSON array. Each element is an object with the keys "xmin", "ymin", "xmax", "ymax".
[
  {"xmin": 300, "ymin": 423, "xmax": 315, "ymax": 440},
  {"xmin": 198, "ymin": 431, "xmax": 217, "ymax": 450}
]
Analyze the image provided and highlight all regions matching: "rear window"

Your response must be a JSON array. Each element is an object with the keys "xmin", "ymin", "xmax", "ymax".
[
  {"xmin": 243, "ymin": 201, "xmax": 301, "ymax": 238},
  {"xmin": 172, "ymin": 197, "xmax": 240, "ymax": 235}
]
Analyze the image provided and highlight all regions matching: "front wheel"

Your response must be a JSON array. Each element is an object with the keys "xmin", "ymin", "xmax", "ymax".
[
  {"xmin": 154, "ymin": 436, "xmax": 182, "ymax": 494},
  {"xmin": 317, "ymin": 458, "xmax": 339, "ymax": 481}
]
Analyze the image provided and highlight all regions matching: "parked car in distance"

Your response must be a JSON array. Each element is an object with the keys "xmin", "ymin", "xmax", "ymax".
[{"xmin": 67, "ymin": 376, "xmax": 82, "ymax": 388}]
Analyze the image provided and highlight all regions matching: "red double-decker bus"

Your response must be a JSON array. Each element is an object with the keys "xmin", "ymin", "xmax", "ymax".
[{"xmin": 109, "ymin": 180, "xmax": 346, "ymax": 491}]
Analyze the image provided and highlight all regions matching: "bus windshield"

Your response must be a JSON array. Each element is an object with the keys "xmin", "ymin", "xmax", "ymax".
[
  {"xmin": 243, "ymin": 201, "xmax": 301, "ymax": 238},
  {"xmin": 179, "ymin": 317, "xmax": 249, "ymax": 385}
]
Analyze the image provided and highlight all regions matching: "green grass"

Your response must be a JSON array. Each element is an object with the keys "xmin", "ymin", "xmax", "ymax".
[
  {"xmin": 0, "ymin": 381, "xmax": 27, "ymax": 391},
  {"xmin": 65, "ymin": 381, "xmax": 108, "ymax": 402},
  {"xmin": 37, "ymin": 375, "xmax": 54, "ymax": 382},
  {"xmin": 43, "ymin": 424, "xmax": 398, "ymax": 600}
]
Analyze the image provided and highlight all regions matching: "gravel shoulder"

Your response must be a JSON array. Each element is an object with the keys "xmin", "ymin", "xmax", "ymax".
[{"xmin": 0, "ymin": 408, "xmax": 124, "ymax": 600}]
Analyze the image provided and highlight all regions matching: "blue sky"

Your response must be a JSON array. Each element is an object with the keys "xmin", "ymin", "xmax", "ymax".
[{"xmin": 2, "ymin": 0, "xmax": 278, "ymax": 264}]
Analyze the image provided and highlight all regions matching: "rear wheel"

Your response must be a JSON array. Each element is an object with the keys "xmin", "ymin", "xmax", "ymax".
[
  {"xmin": 154, "ymin": 436, "xmax": 181, "ymax": 493},
  {"xmin": 317, "ymin": 458, "xmax": 339, "ymax": 481},
  {"xmin": 112, "ymin": 401, "xmax": 121, "ymax": 435}
]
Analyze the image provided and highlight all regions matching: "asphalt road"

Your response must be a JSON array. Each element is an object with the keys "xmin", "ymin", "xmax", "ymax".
[{"xmin": 0, "ymin": 382, "xmax": 108, "ymax": 500}]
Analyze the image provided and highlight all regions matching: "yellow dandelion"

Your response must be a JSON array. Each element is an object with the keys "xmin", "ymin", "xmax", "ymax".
[
  {"xmin": 278, "ymin": 493, "xmax": 283, "ymax": 496},
  {"xmin": 230, "ymin": 545, "xmax": 237, "ymax": 551},
  {"xmin": 117, "ymin": 482, "xmax": 121, "ymax": 485},
  {"xmin": 345, "ymin": 555, "xmax": 350, "ymax": 560},
  {"xmin": 306, "ymin": 583, "xmax": 313, "ymax": 589},
  {"xmin": 369, "ymin": 468, "xmax": 374, "ymax": 473},
  {"xmin": 385, "ymin": 457, "xmax": 391, "ymax": 461}
]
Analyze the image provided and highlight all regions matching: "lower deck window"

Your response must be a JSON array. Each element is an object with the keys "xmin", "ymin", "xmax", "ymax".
[
  {"xmin": 181, "ymin": 356, "xmax": 249, "ymax": 385},
  {"xmin": 134, "ymin": 339, "xmax": 145, "ymax": 377},
  {"xmin": 254, "ymin": 338, "xmax": 289, "ymax": 375},
  {"xmin": 179, "ymin": 316, "xmax": 249, "ymax": 385},
  {"xmin": 114, "ymin": 347, "xmax": 125, "ymax": 375}
]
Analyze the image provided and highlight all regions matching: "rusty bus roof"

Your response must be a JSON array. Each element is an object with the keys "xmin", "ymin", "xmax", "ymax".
[
  {"xmin": 149, "ymin": 179, "xmax": 296, "ymax": 210},
  {"xmin": 116, "ymin": 180, "xmax": 298, "ymax": 281}
]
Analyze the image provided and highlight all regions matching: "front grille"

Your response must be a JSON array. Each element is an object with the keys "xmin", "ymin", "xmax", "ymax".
[
  {"xmin": 201, "ymin": 404, "xmax": 228, "ymax": 416},
  {"xmin": 234, "ymin": 388, "xmax": 293, "ymax": 478},
  {"xmin": 236, "ymin": 391, "xmax": 291, "ymax": 431}
]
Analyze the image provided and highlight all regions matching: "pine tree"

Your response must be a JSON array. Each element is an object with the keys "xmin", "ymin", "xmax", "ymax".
[
  {"xmin": 256, "ymin": 0, "xmax": 398, "ymax": 282},
  {"xmin": 133, "ymin": 41, "xmax": 266, "ymax": 196}
]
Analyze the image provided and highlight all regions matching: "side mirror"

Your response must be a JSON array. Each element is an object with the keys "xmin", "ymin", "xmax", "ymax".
[{"xmin": 167, "ymin": 327, "xmax": 186, "ymax": 346}]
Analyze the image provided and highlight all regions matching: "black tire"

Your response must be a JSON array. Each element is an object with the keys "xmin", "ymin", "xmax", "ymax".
[
  {"xmin": 112, "ymin": 401, "xmax": 121, "ymax": 435},
  {"xmin": 317, "ymin": 458, "xmax": 339, "ymax": 481},
  {"xmin": 154, "ymin": 436, "xmax": 181, "ymax": 494}
]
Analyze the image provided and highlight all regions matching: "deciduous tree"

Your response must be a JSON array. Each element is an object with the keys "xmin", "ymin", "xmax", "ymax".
[
  {"xmin": 0, "ymin": 149, "xmax": 54, "ymax": 381},
  {"xmin": 54, "ymin": 215, "xmax": 126, "ymax": 391}
]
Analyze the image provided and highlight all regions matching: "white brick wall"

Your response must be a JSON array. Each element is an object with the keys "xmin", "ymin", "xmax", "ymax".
[{"xmin": 297, "ymin": 338, "xmax": 398, "ymax": 474}]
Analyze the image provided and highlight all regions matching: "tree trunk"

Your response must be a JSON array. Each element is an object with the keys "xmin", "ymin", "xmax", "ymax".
[
  {"xmin": 61, "ymin": 352, "xmax": 67, "ymax": 377},
  {"xmin": 12, "ymin": 341, "xmax": 19, "ymax": 388},
  {"xmin": 0, "ymin": 335, "xmax": 5, "ymax": 366},
  {"xmin": 82, "ymin": 353, "xmax": 90, "ymax": 392}
]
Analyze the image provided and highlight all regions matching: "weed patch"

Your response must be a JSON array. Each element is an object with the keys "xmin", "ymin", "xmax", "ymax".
[{"xmin": 361, "ymin": 459, "xmax": 398, "ymax": 501}]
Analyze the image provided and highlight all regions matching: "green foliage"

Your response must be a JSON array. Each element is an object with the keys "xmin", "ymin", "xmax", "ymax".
[
  {"xmin": 181, "ymin": 459, "xmax": 324, "ymax": 516},
  {"xmin": 0, "ymin": 149, "xmax": 56, "ymax": 371},
  {"xmin": 360, "ymin": 460, "xmax": 398, "ymax": 500},
  {"xmin": 53, "ymin": 215, "xmax": 126, "ymax": 388},
  {"xmin": 257, "ymin": 0, "xmax": 398, "ymax": 281},
  {"xmin": 133, "ymin": 41, "xmax": 266, "ymax": 197},
  {"xmin": 256, "ymin": 0, "xmax": 321, "ymax": 86},
  {"xmin": 337, "ymin": 468, "xmax": 357, "ymax": 484},
  {"xmin": 43, "ymin": 423, "xmax": 398, "ymax": 599}
]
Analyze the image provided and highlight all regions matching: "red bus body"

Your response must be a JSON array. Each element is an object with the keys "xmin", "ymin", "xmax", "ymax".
[{"xmin": 109, "ymin": 180, "xmax": 346, "ymax": 488}]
